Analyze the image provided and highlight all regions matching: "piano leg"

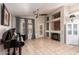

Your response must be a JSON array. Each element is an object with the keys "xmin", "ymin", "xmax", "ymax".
[
  {"xmin": 7, "ymin": 48, "xmax": 10, "ymax": 55},
  {"xmin": 12, "ymin": 48, "xmax": 16, "ymax": 55},
  {"xmin": 19, "ymin": 47, "xmax": 21, "ymax": 55}
]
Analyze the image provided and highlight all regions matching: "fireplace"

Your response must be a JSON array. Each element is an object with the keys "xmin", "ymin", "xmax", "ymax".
[{"xmin": 51, "ymin": 33, "xmax": 60, "ymax": 41}]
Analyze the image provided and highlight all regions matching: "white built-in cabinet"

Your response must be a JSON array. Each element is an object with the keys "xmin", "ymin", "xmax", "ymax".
[{"xmin": 66, "ymin": 20, "xmax": 79, "ymax": 45}]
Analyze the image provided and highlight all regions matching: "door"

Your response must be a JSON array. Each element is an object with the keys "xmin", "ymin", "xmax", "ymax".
[
  {"xmin": 66, "ymin": 23, "xmax": 78, "ymax": 45},
  {"xmin": 39, "ymin": 24, "xmax": 44, "ymax": 37}
]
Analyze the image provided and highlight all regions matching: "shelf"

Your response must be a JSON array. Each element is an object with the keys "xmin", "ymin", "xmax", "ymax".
[
  {"xmin": 51, "ymin": 30, "xmax": 61, "ymax": 34},
  {"xmin": 45, "ymin": 30, "xmax": 50, "ymax": 32},
  {"xmin": 51, "ymin": 17, "xmax": 60, "ymax": 22},
  {"xmin": 45, "ymin": 30, "xmax": 60, "ymax": 33}
]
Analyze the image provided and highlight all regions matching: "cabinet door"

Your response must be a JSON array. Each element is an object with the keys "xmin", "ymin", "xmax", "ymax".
[
  {"xmin": 66, "ymin": 23, "xmax": 78, "ymax": 45},
  {"xmin": 67, "ymin": 24, "xmax": 72, "ymax": 35},
  {"xmin": 73, "ymin": 24, "xmax": 77, "ymax": 35},
  {"xmin": 72, "ymin": 24, "xmax": 78, "ymax": 45},
  {"xmin": 66, "ymin": 24, "xmax": 72, "ymax": 44}
]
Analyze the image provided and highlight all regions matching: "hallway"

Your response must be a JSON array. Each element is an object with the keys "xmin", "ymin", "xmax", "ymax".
[{"xmin": 22, "ymin": 38, "xmax": 79, "ymax": 55}]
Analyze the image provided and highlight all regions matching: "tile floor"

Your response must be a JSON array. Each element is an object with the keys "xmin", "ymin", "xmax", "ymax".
[
  {"xmin": 0, "ymin": 38, "xmax": 79, "ymax": 55},
  {"xmin": 22, "ymin": 38, "xmax": 79, "ymax": 55}
]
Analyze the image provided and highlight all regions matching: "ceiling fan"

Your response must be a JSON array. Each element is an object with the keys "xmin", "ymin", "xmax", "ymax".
[{"xmin": 33, "ymin": 9, "xmax": 48, "ymax": 18}]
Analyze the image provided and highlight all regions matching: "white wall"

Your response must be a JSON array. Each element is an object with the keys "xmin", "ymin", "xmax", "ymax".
[
  {"xmin": 35, "ymin": 16, "xmax": 45, "ymax": 38},
  {"xmin": 69, "ymin": 4, "xmax": 79, "ymax": 13},
  {"xmin": 11, "ymin": 16, "xmax": 16, "ymax": 28},
  {"xmin": 60, "ymin": 6, "xmax": 69, "ymax": 43}
]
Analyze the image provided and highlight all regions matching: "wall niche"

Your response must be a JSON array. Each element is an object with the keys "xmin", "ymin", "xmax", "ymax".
[{"xmin": 54, "ymin": 20, "xmax": 60, "ymax": 31}]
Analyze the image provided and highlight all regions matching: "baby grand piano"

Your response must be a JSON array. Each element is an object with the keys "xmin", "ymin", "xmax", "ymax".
[{"xmin": 1, "ymin": 28, "xmax": 24, "ymax": 55}]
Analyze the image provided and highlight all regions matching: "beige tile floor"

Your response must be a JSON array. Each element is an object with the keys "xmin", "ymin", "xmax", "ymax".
[
  {"xmin": 22, "ymin": 38, "xmax": 79, "ymax": 55},
  {"xmin": 0, "ymin": 38, "xmax": 79, "ymax": 55}
]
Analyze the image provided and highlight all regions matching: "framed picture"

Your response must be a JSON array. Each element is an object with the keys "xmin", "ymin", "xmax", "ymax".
[{"xmin": 1, "ymin": 4, "xmax": 10, "ymax": 26}]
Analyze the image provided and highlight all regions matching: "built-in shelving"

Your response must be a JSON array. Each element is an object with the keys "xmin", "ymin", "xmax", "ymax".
[
  {"xmin": 51, "ymin": 31, "xmax": 60, "ymax": 34},
  {"xmin": 45, "ymin": 11, "xmax": 61, "ymax": 41},
  {"xmin": 51, "ymin": 12, "xmax": 61, "ymax": 41},
  {"xmin": 51, "ymin": 12, "xmax": 60, "ymax": 31},
  {"xmin": 45, "ymin": 16, "xmax": 50, "ymax": 37},
  {"xmin": 52, "ymin": 12, "xmax": 60, "ymax": 19},
  {"xmin": 45, "ymin": 17, "xmax": 49, "ymax": 31}
]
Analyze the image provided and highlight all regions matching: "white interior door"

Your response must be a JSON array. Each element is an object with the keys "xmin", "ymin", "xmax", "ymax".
[
  {"xmin": 39, "ymin": 24, "xmax": 44, "ymax": 37},
  {"xmin": 66, "ymin": 23, "xmax": 79, "ymax": 45}
]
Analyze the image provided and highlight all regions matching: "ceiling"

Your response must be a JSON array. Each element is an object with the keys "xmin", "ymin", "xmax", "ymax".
[{"xmin": 4, "ymin": 3, "xmax": 74, "ymax": 16}]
